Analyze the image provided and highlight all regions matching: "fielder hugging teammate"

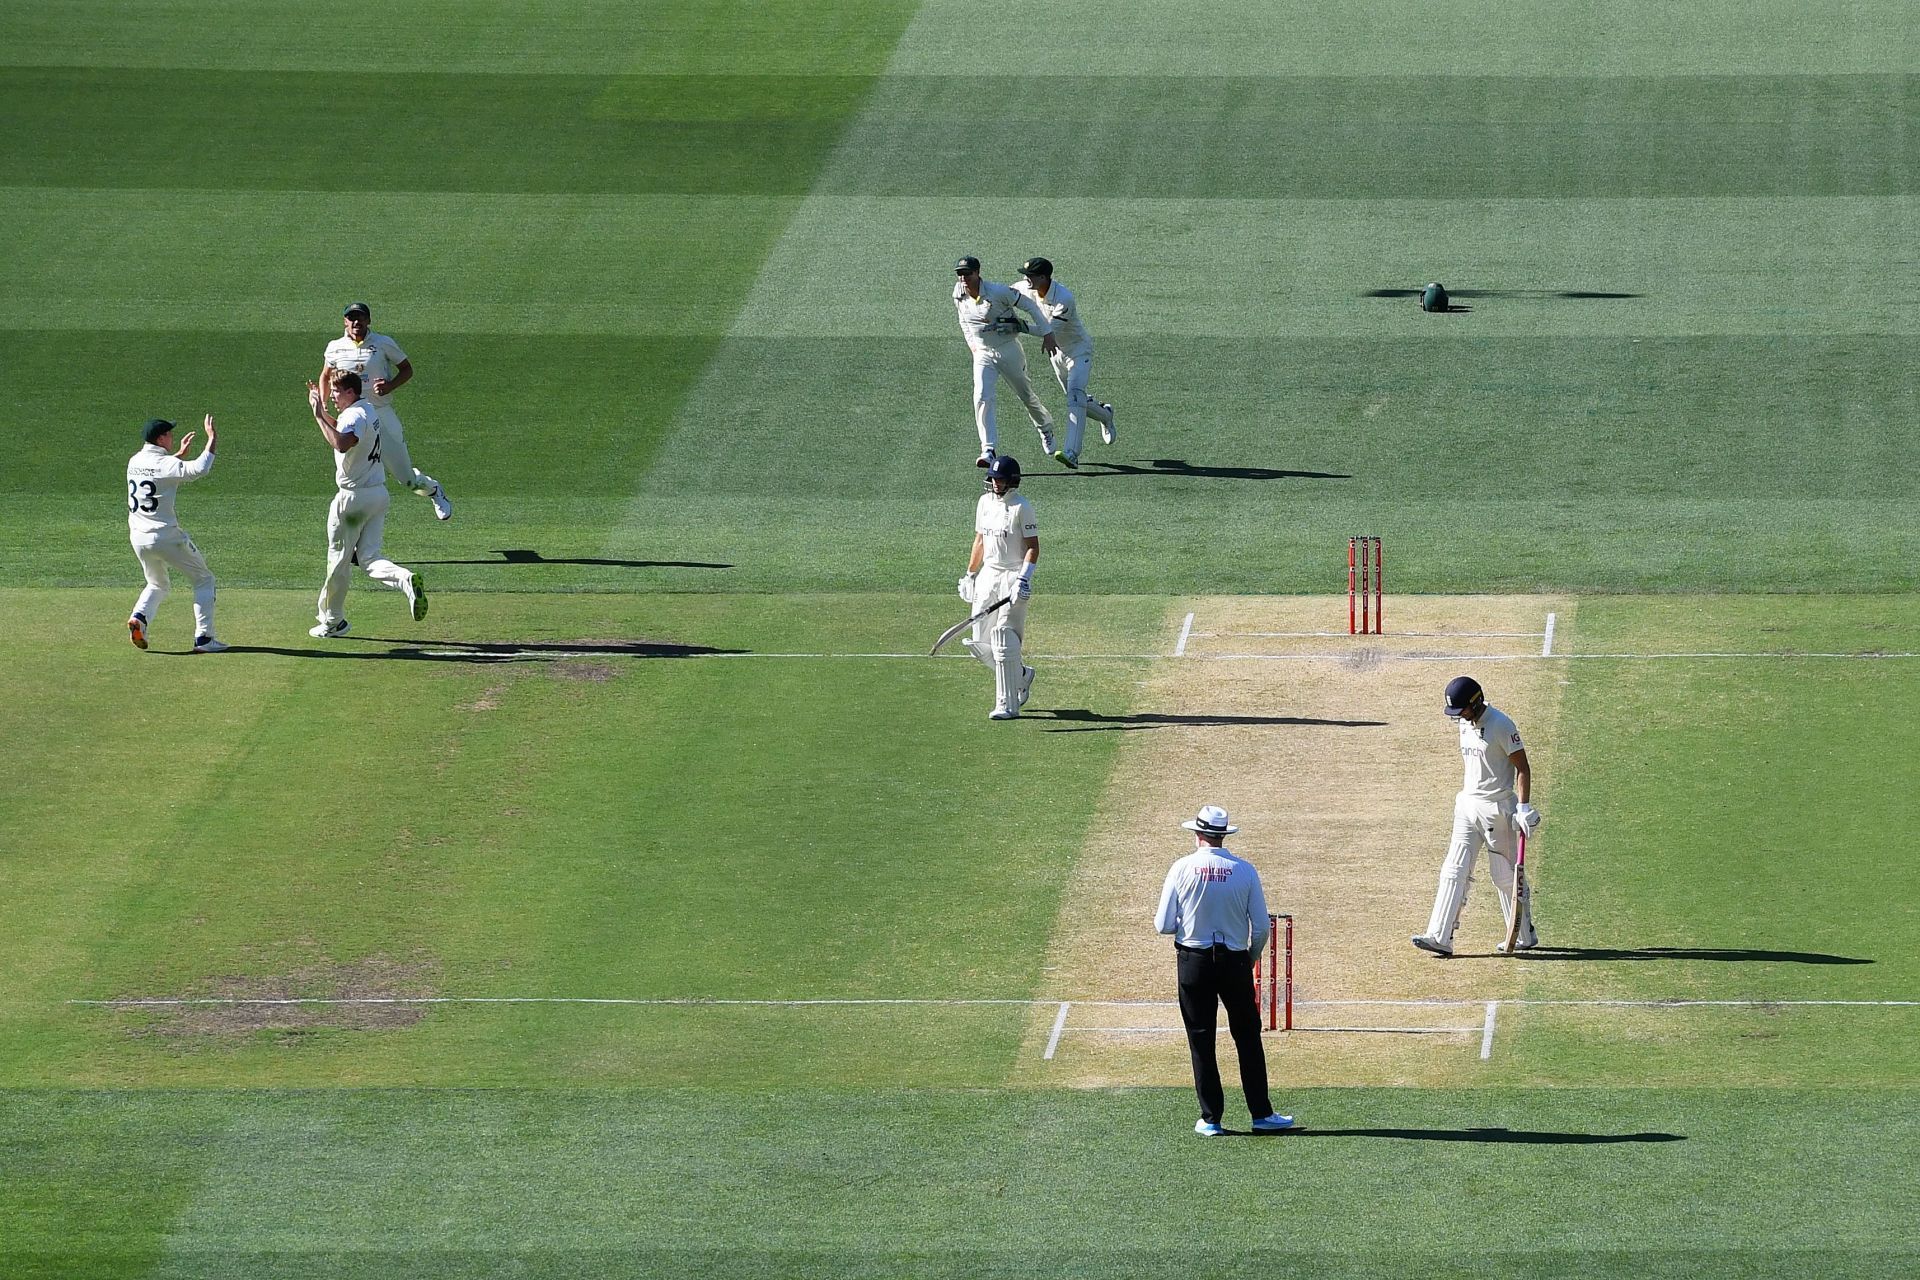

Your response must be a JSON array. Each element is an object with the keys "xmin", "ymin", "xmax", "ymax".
[
  {"xmin": 1011, "ymin": 257, "xmax": 1115, "ymax": 469},
  {"xmin": 958, "ymin": 456, "xmax": 1038, "ymax": 720},
  {"xmin": 951, "ymin": 256, "xmax": 1057, "ymax": 468}
]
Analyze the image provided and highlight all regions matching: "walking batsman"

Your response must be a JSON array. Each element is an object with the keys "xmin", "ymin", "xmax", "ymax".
[
  {"xmin": 319, "ymin": 301, "xmax": 451, "ymax": 520},
  {"xmin": 951, "ymin": 256, "xmax": 1057, "ymax": 468},
  {"xmin": 1012, "ymin": 257, "xmax": 1115, "ymax": 469},
  {"xmin": 957, "ymin": 455, "xmax": 1037, "ymax": 720},
  {"xmin": 125, "ymin": 415, "xmax": 226, "ymax": 653},
  {"xmin": 1413, "ymin": 676, "xmax": 1542, "ymax": 957},
  {"xmin": 305, "ymin": 371, "xmax": 427, "ymax": 638},
  {"xmin": 1155, "ymin": 805, "xmax": 1295, "ymax": 1136}
]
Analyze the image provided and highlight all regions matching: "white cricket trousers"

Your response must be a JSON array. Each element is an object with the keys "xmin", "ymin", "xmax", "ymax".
[
  {"xmin": 131, "ymin": 530, "xmax": 215, "ymax": 638},
  {"xmin": 318, "ymin": 487, "xmax": 413, "ymax": 625},
  {"xmin": 1047, "ymin": 344, "xmax": 1112, "ymax": 457},
  {"xmin": 972, "ymin": 342, "xmax": 1053, "ymax": 454},
  {"xmin": 1423, "ymin": 791, "xmax": 1535, "ymax": 949},
  {"xmin": 966, "ymin": 566, "xmax": 1030, "ymax": 713},
  {"xmin": 371, "ymin": 403, "xmax": 440, "ymax": 498}
]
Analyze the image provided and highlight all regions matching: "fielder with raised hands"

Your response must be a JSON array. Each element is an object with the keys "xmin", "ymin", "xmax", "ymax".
[
  {"xmin": 951, "ymin": 256, "xmax": 1057, "ymax": 468},
  {"xmin": 305, "ymin": 371, "xmax": 427, "ymax": 638},
  {"xmin": 1012, "ymin": 256, "xmax": 1115, "ymax": 469},
  {"xmin": 957, "ymin": 455, "xmax": 1038, "ymax": 720},
  {"xmin": 1412, "ymin": 675, "xmax": 1542, "ymax": 957},
  {"xmin": 125, "ymin": 414, "xmax": 226, "ymax": 653}
]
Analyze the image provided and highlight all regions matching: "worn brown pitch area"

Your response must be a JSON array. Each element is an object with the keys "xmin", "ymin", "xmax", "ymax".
[{"xmin": 1015, "ymin": 595, "xmax": 1575, "ymax": 1087}]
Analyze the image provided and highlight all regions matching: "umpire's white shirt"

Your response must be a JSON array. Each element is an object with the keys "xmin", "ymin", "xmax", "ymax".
[
  {"xmin": 953, "ymin": 281, "xmax": 1050, "ymax": 353},
  {"xmin": 127, "ymin": 444, "xmax": 213, "ymax": 541},
  {"xmin": 1156, "ymin": 847, "xmax": 1271, "ymax": 953},
  {"xmin": 324, "ymin": 332, "xmax": 407, "ymax": 409},
  {"xmin": 333, "ymin": 403, "xmax": 387, "ymax": 491},
  {"xmin": 1012, "ymin": 279, "xmax": 1092, "ymax": 355},
  {"xmin": 975, "ymin": 492, "xmax": 1037, "ymax": 572},
  {"xmin": 1459, "ymin": 707, "xmax": 1524, "ymax": 799}
]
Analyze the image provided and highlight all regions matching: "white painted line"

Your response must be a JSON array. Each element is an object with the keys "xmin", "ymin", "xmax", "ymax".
[
  {"xmin": 1202, "ymin": 631, "xmax": 1546, "ymax": 640},
  {"xmin": 70, "ymin": 995, "xmax": 1920, "ymax": 1011},
  {"xmin": 1043, "ymin": 1002, "xmax": 1071, "ymax": 1060},
  {"xmin": 1542, "ymin": 613, "xmax": 1557, "ymax": 657},
  {"xmin": 1069, "ymin": 1025, "xmax": 1477, "ymax": 1036},
  {"xmin": 406, "ymin": 648, "xmax": 1920, "ymax": 665},
  {"xmin": 1481, "ymin": 1000, "xmax": 1498, "ymax": 1059},
  {"xmin": 1174, "ymin": 612, "xmax": 1195, "ymax": 657}
]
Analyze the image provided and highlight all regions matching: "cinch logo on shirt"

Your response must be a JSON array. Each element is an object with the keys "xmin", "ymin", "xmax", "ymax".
[{"xmin": 1198, "ymin": 867, "xmax": 1233, "ymax": 882}]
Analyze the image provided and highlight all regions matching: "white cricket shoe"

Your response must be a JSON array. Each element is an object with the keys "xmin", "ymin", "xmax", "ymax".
[
  {"xmin": 309, "ymin": 619, "xmax": 350, "ymax": 639},
  {"xmin": 192, "ymin": 636, "xmax": 229, "ymax": 653},
  {"xmin": 1038, "ymin": 428, "xmax": 1057, "ymax": 456},
  {"xmin": 1019, "ymin": 666, "xmax": 1034, "ymax": 706},
  {"xmin": 988, "ymin": 707, "xmax": 1019, "ymax": 721},
  {"xmin": 1251, "ymin": 1114, "xmax": 1295, "ymax": 1133},
  {"xmin": 428, "ymin": 483, "xmax": 452, "ymax": 521},
  {"xmin": 1411, "ymin": 934, "xmax": 1453, "ymax": 958},
  {"xmin": 1099, "ymin": 404, "xmax": 1116, "ymax": 445},
  {"xmin": 1194, "ymin": 1119, "xmax": 1225, "ymax": 1137},
  {"xmin": 128, "ymin": 614, "xmax": 148, "ymax": 650},
  {"xmin": 1495, "ymin": 938, "xmax": 1540, "ymax": 954},
  {"xmin": 976, "ymin": 448, "xmax": 996, "ymax": 469},
  {"xmin": 404, "ymin": 572, "xmax": 429, "ymax": 622}
]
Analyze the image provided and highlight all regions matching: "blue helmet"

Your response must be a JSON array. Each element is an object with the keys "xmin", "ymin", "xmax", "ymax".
[{"xmin": 984, "ymin": 455, "xmax": 1022, "ymax": 488}]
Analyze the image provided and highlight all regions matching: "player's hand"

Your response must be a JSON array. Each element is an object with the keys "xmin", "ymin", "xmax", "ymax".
[
  {"xmin": 173, "ymin": 432, "xmax": 196, "ymax": 458},
  {"xmin": 957, "ymin": 575, "xmax": 975, "ymax": 604},
  {"xmin": 204, "ymin": 414, "xmax": 217, "ymax": 447},
  {"xmin": 1515, "ymin": 803, "xmax": 1542, "ymax": 833},
  {"xmin": 371, "ymin": 378, "xmax": 394, "ymax": 396},
  {"xmin": 1042, "ymin": 333, "xmax": 1059, "ymax": 357},
  {"xmin": 1013, "ymin": 575, "xmax": 1032, "ymax": 601},
  {"xmin": 306, "ymin": 380, "xmax": 324, "ymax": 410}
]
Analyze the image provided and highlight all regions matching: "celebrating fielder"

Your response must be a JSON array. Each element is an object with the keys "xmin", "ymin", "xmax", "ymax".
[
  {"xmin": 958, "ymin": 455, "xmax": 1038, "ymax": 720},
  {"xmin": 305, "ymin": 371, "xmax": 427, "ymax": 638},
  {"xmin": 1412, "ymin": 676, "xmax": 1542, "ymax": 957},
  {"xmin": 951, "ymin": 256, "xmax": 1057, "ymax": 468},
  {"xmin": 125, "ymin": 415, "xmax": 226, "ymax": 653},
  {"xmin": 1012, "ymin": 257, "xmax": 1115, "ymax": 470},
  {"xmin": 320, "ymin": 301, "xmax": 451, "ymax": 520}
]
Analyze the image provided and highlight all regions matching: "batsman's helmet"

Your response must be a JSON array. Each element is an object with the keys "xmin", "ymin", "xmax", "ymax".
[
  {"xmin": 1018, "ymin": 256, "xmax": 1053, "ymax": 278},
  {"xmin": 984, "ymin": 454, "xmax": 1022, "ymax": 488},
  {"xmin": 1443, "ymin": 675, "xmax": 1485, "ymax": 718}
]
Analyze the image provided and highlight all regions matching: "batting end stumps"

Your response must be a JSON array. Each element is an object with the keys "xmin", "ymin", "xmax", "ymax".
[
  {"xmin": 1348, "ymin": 535, "xmax": 1382, "ymax": 634},
  {"xmin": 1252, "ymin": 913, "xmax": 1294, "ymax": 1031}
]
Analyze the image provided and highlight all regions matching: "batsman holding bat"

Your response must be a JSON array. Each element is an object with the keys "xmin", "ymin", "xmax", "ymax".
[
  {"xmin": 1412, "ymin": 676, "xmax": 1542, "ymax": 958},
  {"xmin": 956, "ymin": 455, "xmax": 1038, "ymax": 720}
]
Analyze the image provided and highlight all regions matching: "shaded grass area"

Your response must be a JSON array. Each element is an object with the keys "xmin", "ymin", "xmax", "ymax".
[{"xmin": 3, "ymin": 1087, "xmax": 1916, "ymax": 1279}]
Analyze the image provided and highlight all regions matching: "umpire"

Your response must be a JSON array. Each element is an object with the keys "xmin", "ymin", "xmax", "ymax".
[{"xmin": 1154, "ymin": 805, "xmax": 1295, "ymax": 1136}]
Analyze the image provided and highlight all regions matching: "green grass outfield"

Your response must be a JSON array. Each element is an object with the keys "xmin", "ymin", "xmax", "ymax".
[{"xmin": 3, "ymin": 0, "xmax": 1918, "ymax": 1274}]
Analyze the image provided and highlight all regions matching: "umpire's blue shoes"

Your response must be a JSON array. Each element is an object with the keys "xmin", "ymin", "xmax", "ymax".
[
  {"xmin": 1251, "ymin": 1114, "xmax": 1295, "ymax": 1133},
  {"xmin": 1194, "ymin": 1119, "xmax": 1225, "ymax": 1137}
]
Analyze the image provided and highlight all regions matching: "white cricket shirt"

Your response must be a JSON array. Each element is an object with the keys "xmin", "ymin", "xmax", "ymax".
[
  {"xmin": 974, "ymin": 491, "xmax": 1037, "ymax": 572},
  {"xmin": 323, "ymin": 332, "xmax": 408, "ymax": 408},
  {"xmin": 1458, "ymin": 706, "xmax": 1525, "ymax": 798},
  {"xmin": 126, "ymin": 443, "xmax": 213, "ymax": 539},
  {"xmin": 333, "ymin": 402, "xmax": 387, "ymax": 491},
  {"xmin": 952, "ymin": 280, "xmax": 1050, "ymax": 353},
  {"xmin": 1012, "ymin": 278, "xmax": 1093, "ymax": 356},
  {"xmin": 1155, "ymin": 846, "xmax": 1272, "ymax": 953}
]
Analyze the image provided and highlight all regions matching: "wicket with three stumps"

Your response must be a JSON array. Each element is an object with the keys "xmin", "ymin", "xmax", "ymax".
[
  {"xmin": 1348, "ymin": 535, "xmax": 1382, "ymax": 635},
  {"xmin": 1251, "ymin": 912, "xmax": 1294, "ymax": 1031}
]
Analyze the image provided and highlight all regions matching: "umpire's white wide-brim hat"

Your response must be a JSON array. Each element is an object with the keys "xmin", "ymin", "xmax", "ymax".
[{"xmin": 1181, "ymin": 805, "xmax": 1238, "ymax": 836}]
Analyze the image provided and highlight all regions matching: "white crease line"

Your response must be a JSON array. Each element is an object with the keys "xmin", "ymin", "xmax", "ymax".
[
  {"xmin": 1481, "ymin": 1000, "xmax": 1498, "ymax": 1059},
  {"xmin": 1200, "ymin": 631, "xmax": 1546, "ymax": 639},
  {"xmin": 1070, "ymin": 1026, "xmax": 1476, "ymax": 1036},
  {"xmin": 1043, "ymin": 1001, "xmax": 1071, "ymax": 1059},
  {"xmin": 1174, "ymin": 612, "xmax": 1195, "ymax": 657},
  {"xmin": 1542, "ymin": 613, "xmax": 1557, "ymax": 657},
  {"xmin": 412, "ymin": 649, "xmax": 1918, "ymax": 664}
]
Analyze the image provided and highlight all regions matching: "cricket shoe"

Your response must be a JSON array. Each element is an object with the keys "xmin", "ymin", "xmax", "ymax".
[
  {"xmin": 976, "ymin": 448, "xmax": 996, "ymax": 469},
  {"xmin": 1037, "ymin": 428, "xmax": 1057, "ymax": 456},
  {"xmin": 1019, "ymin": 665, "xmax": 1034, "ymax": 707},
  {"xmin": 1495, "ymin": 938, "xmax": 1540, "ymax": 954},
  {"xmin": 192, "ymin": 635, "xmax": 229, "ymax": 653},
  {"xmin": 1411, "ymin": 934, "xmax": 1454, "ymax": 958},
  {"xmin": 1099, "ymin": 404, "xmax": 1116, "ymax": 445},
  {"xmin": 988, "ymin": 707, "xmax": 1019, "ymax": 721},
  {"xmin": 309, "ymin": 619, "xmax": 350, "ymax": 639},
  {"xmin": 428, "ymin": 482, "xmax": 452, "ymax": 521},
  {"xmin": 1053, "ymin": 449, "xmax": 1079, "ymax": 469},
  {"xmin": 1194, "ymin": 1119, "xmax": 1225, "ymax": 1137},
  {"xmin": 128, "ymin": 614, "xmax": 149, "ymax": 650},
  {"xmin": 1250, "ymin": 1114, "xmax": 1295, "ymax": 1133},
  {"xmin": 404, "ymin": 572, "xmax": 429, "ymax": 622}
]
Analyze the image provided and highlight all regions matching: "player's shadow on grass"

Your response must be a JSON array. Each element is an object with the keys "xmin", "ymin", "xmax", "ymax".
[
  {"xmin": 1364, "ymin": 288, "xmax": 1643, "ymax": 301},
  {"xmin": 1266, "ymin": 1127, "xmax": 1684, "ymax": 1144},
  {"xmin": 1515, "ymin": 946, "xmax": 1871, "ymax": 965},
  {"xmin": 225, "ymin": 638, "xmax": 745, "ymax": 664},
  {"xmin": 1033, "ymin": 709, "xmax": 1386, "ymax": 732},
  {"xmin": 410, "ymin": 548, "xmax": 733, "ymax": 570},
  {"xmin": 1030, "ymin": 458, "xmax": 1349, "ymax": 481}
]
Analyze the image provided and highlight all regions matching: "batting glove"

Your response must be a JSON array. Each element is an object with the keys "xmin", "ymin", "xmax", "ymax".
[
  {"xmin": 957, "ymin": 574, "xmax": 976, "ymax": 604},
  {"xmin": 1013, "ymin": 575, "xmax": 1033, "ymax": 601},
  {"xmin": 1515, "ymin": 803, "xmax": 1542, "ymax": 833}
]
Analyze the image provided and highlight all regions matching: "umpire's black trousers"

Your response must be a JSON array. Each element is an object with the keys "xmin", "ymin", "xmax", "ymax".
[{"xmin": 1176, "ymin": 942, "xmax": 1273, "ymax": 1124}]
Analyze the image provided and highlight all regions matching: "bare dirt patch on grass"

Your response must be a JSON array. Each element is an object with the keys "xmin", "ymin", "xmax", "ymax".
[
  {"xmin": 1019, "ymin": 595, "xmax": 1574, "ymax": 1087},
  {"xmin": 112, "ymin": 953, "xmax": 439, "ymax": 1043}
]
